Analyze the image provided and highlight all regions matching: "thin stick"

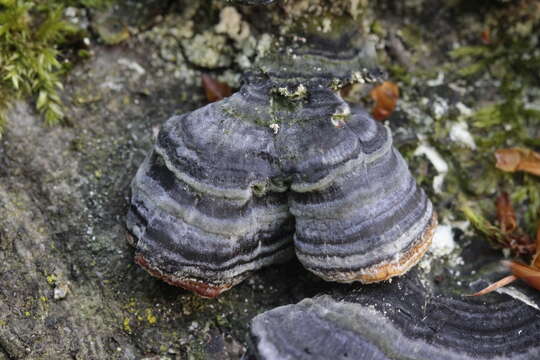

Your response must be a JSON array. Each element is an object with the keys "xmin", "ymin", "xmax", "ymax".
[{"xmin": 467, "ymin": 275, "xmax": 518, "ymax": 296}]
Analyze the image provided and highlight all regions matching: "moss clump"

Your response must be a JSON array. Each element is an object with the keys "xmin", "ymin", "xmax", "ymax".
[
  {"xmin": 145, "ymin": 308, "xmax": 157, "ymax": 325},
  {"xmin": 445, "ymin": 1, "xmax": 540, "ymax": 235},
  {"xmin": 461, "ymin": 203, "xmax": 505, "ymax": 247},
  {"xmin": 62, "ymin": 0, "xmax": 112, "ymax": 8},
  {"xmin": 0, "ymin": 0, "xmax": 76, "ymax": 133},
  {"xmin": 123, "ymin": 317, "xmax": 132, "ymax": 334},
  {"xmin": 0, "ymin": 0, "xmax": 115, "ymax": 136},
  {"xmin": 46, "ymin": 273, "xmax": 58, "ymax": 285}
]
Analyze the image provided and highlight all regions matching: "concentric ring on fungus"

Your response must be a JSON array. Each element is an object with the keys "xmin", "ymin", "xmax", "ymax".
[
  {"xmin": 126, "ymin": 27, "xmax": 437, "ymax": 298},
  {"xmin": 246, "ymin": 246, "xmax": 540, "ymax": 360}
]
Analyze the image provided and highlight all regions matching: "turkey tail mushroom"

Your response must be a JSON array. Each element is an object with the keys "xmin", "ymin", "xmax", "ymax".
[
  {"xmin": 289, "ymin": 106, "xmax": 437, "ymax": 283},
  {"xmin": 247, "ymin": 269, "xmax": 540, "ymax": 360},
  {"xmin": 127, "ymin": 104, "xmax": 295, "ymax": 298},
  {"xmin": 127, "ymin": 25, "xmax": 436, "ymax": 296}
]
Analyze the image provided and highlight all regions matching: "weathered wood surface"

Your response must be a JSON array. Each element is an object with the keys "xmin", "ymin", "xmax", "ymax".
[{"xmin": 1, "ymin": 1, "xmax": 539, "ymax": 359}]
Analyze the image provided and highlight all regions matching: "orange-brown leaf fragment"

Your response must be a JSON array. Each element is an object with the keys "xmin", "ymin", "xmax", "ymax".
[
  {"xmin": 202, "ymin": 74, "xmax": 232, "ymax": 103},
  {"xmin": 496, "ymin": 192, "xmax": 517, "ymax": 233},
  {"xmin": 469, "ymin": 275, "xmax": 517, "ymax": 296},
  {"xmin": 537, "ymin": 223, "xmax": 540, "ymax": 251},
  {"xmin": 340, "ymin": 84, "xmax": 353, "ymax": 98},
  {"xmin": 533, "ymin": 224, "xmax": 540, "ymax": 268},
  {"xmin": 506, "ymin": 261, "xmax": 540, "ymax": 291},
  {"xmin": 481, "ymin": 29, "xmax": 491, "ymax": 45},
  {"xmin": 371, "ymin": 81, "xmax": 399, "ymax": 121},
  {"xmin": 495, "ymin": 148, "xmax": 540, "ymax": 176}
]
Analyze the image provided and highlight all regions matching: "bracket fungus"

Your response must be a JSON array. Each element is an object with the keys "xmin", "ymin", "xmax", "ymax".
[
  {"xmin": 247, "ymin": 268, "xmax": 540, "ymax": 360},
  {"xmin": 126, "ymin": 28, "xmax": 437, "ymax": 298}
]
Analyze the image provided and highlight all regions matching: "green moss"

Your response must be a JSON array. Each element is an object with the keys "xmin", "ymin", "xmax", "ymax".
[
  {"xmin": 62, "ymin": 0, "xmax": 113, "ymax": 9},
  {"xmin": 145, "ymin": 308, "xmax": 157, "ymax": 325},
  {"xmin": 0, "ymin": 0, "xmax": 116, "ymax": 136},
  {"xmin": 0, "ymin": 1, "xmax": 71, "ymax": 132},
  {"xmin": 122, "ymin": 317, "xmax": 132, "ymax": 334},
  {"xmin": 386, "ymin": 64, "xmax": 413, "ymax": 85},
  {"xmin": 423, "ymin": 2, "xmax": 540, "ymax": 243},
  {"xmin": 512, "ymin": 176, "xmax": 540, "ymax": 234},
  {"xmin": 46, "ymin": 274, "xmax": 58, "ymax": 285},
  {"xmin": 462, "ymin": 203, "xmax": 504, "ymax": 245}
]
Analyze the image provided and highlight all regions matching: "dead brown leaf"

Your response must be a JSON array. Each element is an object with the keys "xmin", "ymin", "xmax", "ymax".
[
  {"xmin": 481, "ymin": 29, "xmax": 491, "ymax": 45},
  {"xmin": 496, "ymin": 191, "xmax": 517, "ymax": 233},
  {"xmin": 340, "ymin": 84, "xmax": 352, "ymax": 98},
  {"xmin": 492, "ymin": 191, "xmax": 536, "ymax": 256},
  {"xmin": 469, "ymin": 200, "xmax": 539, "ymax": 296},
  {"xmin": 506, "ymin": 260, "xmax": 540, "ymax": 292},
  {"xmin": 201, "ymin": 74, "xmax": 232, "ymax": 103},
  {"xmin": 371, "ymin": 81, "xmax": 399, "ymax": 121},
  {"xmin": 495, "ymin": 148, "xmax": 540, "ymax": 176},
  {"xmin": 532, "ymin": 224, "xmax": 540, "ymax": 268}
]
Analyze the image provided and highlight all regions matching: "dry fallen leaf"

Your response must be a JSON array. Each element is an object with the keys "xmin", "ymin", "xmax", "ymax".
[
  {"xmin": 471, "ymin": 244, "xmax": 540, "ymax": 296},
  {"xmin": 493, "ymin": 191, "xmax": 535, "ymax": 256},
  {"xmin": 470, "ymin": 259, "xmax": 540, "ymax": 297},
  {"xmin": 506, "ymin": 261, "xmax": 540, "ymax": 292},
  {"xmin": 496, "ymin": 192, "xmax": 517, "ymax": 233},
  {"xmin": 533, "ymin": 225, "xmax": 540, "ymax": 268},
  {"xmin": 481, "ymin": 29, "xmax": 491, "ymax": 45},
  {"xmin": 508, "ymin": 235, "xmax": 537, "ymax": 257},
  {"xmin": 370, "ymin": 81, "xmax": 399, "ymax": 121},
  {"xmin": 201, "ymin": 74, "xmax": 232, "ymax": 103},
  {"xmin": 340, "ymin": 84, "xmax": 352, "ymax": 98},
  {"xmin": 469, "ymin": 198, "xmax": 539, "ymax": 296},
  {"xmin": 495, "ymin": 148, "xmax": 540, "ymax": 176}
]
